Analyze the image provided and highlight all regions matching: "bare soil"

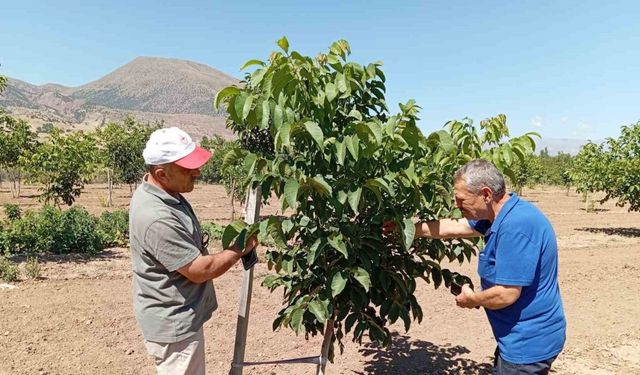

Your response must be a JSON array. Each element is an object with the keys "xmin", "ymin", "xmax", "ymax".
[{"xmin": 1, "ymin": 184, "xmax": 638, "ymax": 375}]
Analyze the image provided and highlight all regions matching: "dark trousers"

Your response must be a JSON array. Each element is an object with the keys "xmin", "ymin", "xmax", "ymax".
[{"xmin": 492, "ymin": 347, "xmax": 557, "ymax": 375}]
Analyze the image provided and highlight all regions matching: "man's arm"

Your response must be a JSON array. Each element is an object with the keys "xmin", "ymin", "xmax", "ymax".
[
  {"xmin": 383, "ymin": 218, "xmax": 482, "ymax": 239},
  {"xmin": 415, "ymin": 219, "xmax": 481, "ymax": 239},
  {"xmin": 455, "ymin": 284, "xmax": 521, "ymax": 310},
  {"xmin": 177, "ymin": 236, "xmax": 257, "ymax": 284}
]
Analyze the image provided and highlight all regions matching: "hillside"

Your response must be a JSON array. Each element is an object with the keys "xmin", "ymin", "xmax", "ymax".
[{"xmin": 0, "ymin": 57, "xmax": 240, "ymax": 139}]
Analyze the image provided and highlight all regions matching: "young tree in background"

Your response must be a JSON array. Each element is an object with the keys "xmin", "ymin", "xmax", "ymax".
[
  {"xmin": 0, "ymin": 112, "xmax": 38, "ymax": 197},
  {"xmin": 96, "ymin": 118, "xmax": 159, "ymax": 206},
  {"xmin": 22, "ymin": 128, "xmax": 98, "ymax": 206},
  {"xmin": 200, "ymin": 135, "xmax": 248, "ymax": 220}
]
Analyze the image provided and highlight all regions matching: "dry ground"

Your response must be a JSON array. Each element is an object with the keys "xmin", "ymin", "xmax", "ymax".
[{"xmin": 0, "ymin": 184, "xmax": 638, "ymax": 375}]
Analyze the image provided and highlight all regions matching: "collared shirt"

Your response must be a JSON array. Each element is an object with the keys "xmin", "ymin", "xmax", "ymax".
[
  {"xmin": 129, "ymin": 176, "xmax": 217, "ymax": 343},
  {"xmin": 469, "ymin": 193, "xmax": 566, "ymax": 364}
]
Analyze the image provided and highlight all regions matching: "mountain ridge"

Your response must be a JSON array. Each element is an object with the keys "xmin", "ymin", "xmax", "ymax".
[{"xmin": 0, "ymin": 56, "xmax": 239, "ymax": 139}]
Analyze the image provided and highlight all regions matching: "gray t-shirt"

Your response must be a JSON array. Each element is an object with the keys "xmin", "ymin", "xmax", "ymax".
[{"xmin": 129, "ymin": 177, "xmax": 217, "ymax": 343}]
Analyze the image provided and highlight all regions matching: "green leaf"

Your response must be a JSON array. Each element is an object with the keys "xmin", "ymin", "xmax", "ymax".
[
  {"xmin": 222, "ymin": 147, "xmax": 245, "ymax": 169},
  {"xmin": 364, "ymin": 178, "xmax": 394, "ymax": 195},
  {"xmin": 337, "ymin": 190, "xmax": 348, "ymax": 205},
  {"xmin": 307, "ymin": 238, "xmax": 325, "ymax": 264},
  {"xmin": 308, "ymin": 175, "xmax": 333, "ymax": 196},
  {"xmin": 402, "ymin": 218, "xmax": 415, "ymax": 251},
  {"xmin": 365, "ymin": 121, "xmax": 382, "ymax": 145},
  {"xmin": 352, "ymin": 267, "xmax": 371, "ymax": 292},
  {"xmin": 277, "ymin": 36, "xmax": 289, "ymax": 53},
  {"xmin": 308, "ymin": 300, "xmax": 328, "ymax": 323},
  {"xmin": 326, "ymin": 83, "xmax": 338, "ymax": 102},
  {"xmin": 347, "ymin": 187, "xmax": 362, "ymax": 214},
  {"xmin": 242, "ymin": 95, "xmax": 254, "ymax": 121},
  {"xmin": 278, "ymin": 122, "xmax": 291, "ymax": 150},
  {"xmin": 222, "ymin": 220, "xmax": 247, "ymax": 249},
  {"xmin": 284, "ymin": 179, "xmax": 299, "ymax": 211},
  {"xmin": 335, "ymin": 140, "xmax": 346, "ymax": 165},
  {"xmin": 261, "ymin": 100, "xmax": 270, "ymax": 128},
  {"xmin": 328, "ymin": 233, "xmax": 348, "ymax": 259},
  {"xmin": 240, "ymin": 59, "xmax": 265, "ymax": 70},
  {"xmin": 290, "ymin": 308, "xmax": 304, "ymax": 334},
  {"xmin": 234, "ymin": 93, "xmax": 247, "ymax": 123},
  {"xmin": 273, "ymin": 104, "xmax": 284, "ymax": 129},
  {"xmin": 304, "ymin": 121, "xmax": 324, "ymax": 149},
  {"xmin": 345, "ymin": 135, "xmax": 359, "ymax": 161},
  {"xmin": 336, "ymin": 73, "xmax": 349, "ymax": 93},
  {"xmin": 431, "ymin": 267, "xmax": 443, "ymax": 289},
  {"xmin": 331, "ymin": 271, "xmax": 347, "ymax": 297},
  {"xmin": 213, "ymin": 86, "xmax": 240, "ymax": 111},
  {"xmin": 347, "ymin": 110, "xmax": 362, "ymax": 121}
]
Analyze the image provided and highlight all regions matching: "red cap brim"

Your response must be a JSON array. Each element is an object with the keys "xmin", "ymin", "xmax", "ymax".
[{"xmin": 174, "ymin": 146, "xmax": 212, "ymax": 169}]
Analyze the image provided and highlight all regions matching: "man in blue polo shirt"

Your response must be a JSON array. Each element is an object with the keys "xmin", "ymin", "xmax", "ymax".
[{"xmin": 383, "ymin": 159, "xmax": 566, "ymax": 374}]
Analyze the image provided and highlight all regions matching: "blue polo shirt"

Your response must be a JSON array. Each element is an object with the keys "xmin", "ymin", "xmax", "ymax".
[{"xmin": 469, "ymin": 193, "xmax": 566, "ymax": 364}]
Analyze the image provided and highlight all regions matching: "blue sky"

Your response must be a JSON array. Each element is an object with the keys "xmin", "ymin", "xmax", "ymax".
[{"xmin": 1, "ymin": 0, "xmax": 638, "ymax": 141}]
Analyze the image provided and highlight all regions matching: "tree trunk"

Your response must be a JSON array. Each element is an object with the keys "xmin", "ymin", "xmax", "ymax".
[
  {"xmin": 585, "ymin": 192, "xmax": 590, "ymax": 212},
  {"xmin": 107, "ymin": 169, "xmax": 113, "ymax": 207},
  {"xmin": 16, "ymin": 170, "xmax": 21, "ymax": 198},
  {"xmin": 10, "ymin": 171, "xmax": 17, "ymax": 198},
  {"xmin": 315, "ymin": 318, "xmax": 335, "ymax": 375},
  {"xmin": 230, "ymin": 180, "xmax": 236, "ymax": 221}
]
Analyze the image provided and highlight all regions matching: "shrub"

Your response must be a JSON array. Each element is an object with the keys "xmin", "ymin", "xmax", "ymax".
[
  {"xmin": 24, "ymin": 256, "xmax": 41, "ymax": 279},
  {"xmin": 97, "ymin": 210, "xmax": 129, "ymax": 247},
  {"xmin": 3, "ymin": 204, "xmax": 21, "ymax": 221},
  {"xmin": 201, "ymin": 222, "xmax": 225, "ymax": 243},
  {"xmin": 0, "ymin": 206, "xmax": 102, "ymax": 255},
  {"xmin": 0, "ymin": 257, "xmax": 19, "ymax": 282}
]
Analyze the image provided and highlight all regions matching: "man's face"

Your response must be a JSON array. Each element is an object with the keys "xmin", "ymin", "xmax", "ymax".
[
  {"xmin": 454, "ymin": 180, "xmax": 490, "ymax": 220},
  {"xmin": 158, "ymin": 163, "xmax": 201, "ymax": 195}
]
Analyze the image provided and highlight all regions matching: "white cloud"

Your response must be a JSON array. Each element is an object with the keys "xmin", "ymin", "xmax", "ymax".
[
  {"xmin": 531, "ymin": 115, "xmax": 544, "ymax": 128},
  {"xmin": 560, "ymin": 116, "xmax": 569, "ymax": 123}
]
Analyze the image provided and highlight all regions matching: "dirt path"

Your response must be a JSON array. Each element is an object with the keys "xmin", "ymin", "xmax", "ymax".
[{"xmin": 1, "ymin": 185, "xmax": 639, "ymax": 374}]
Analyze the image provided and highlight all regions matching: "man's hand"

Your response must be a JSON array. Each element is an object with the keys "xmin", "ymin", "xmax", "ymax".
[
  {"xmin": 381, "ymin": 220, "xmax": 398, "ymax": 235},
  {"xmin": 241, "ymin": 235, "xmax": 258, "ymax": 256},
  {"xmin": 455, "ymin": 284, "xmax": 479, "ymax": 309}
]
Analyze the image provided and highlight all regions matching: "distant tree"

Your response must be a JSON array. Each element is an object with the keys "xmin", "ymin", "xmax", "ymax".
[
  {"xmin": 539, "ymin": 147, "xmax": 549, "ymax": 158},
  {"xmin": 96, "ymin": 118, "xmax": 158, "ymax": 205},
  {"xmin": 199, "ymin": 135, "xmax": 248, "ymax": 220},
  {"xmin": 36, "ymin": 122, "xmax": 55, "ymax": 134},
  {"xmin": 0, "ymin": 112, "xmax": 39, "ymax": 197},
  {"xmin": 199, "ymin": 135, "xmax": 227, "ymax": 183},
  {"xmin": 22, "ymin": 128, "xmax": 98, "ymax": 206},
  {"xmin": 511, "ymin": 154, "xmax": 544, "ymax": 195},
  {"xmin": 599, "ymin": 122, "xmax": 640, "ymax": 211},
  {"xmin": 0, "ymin": 76, "xmax": 6, "ymax": 93},
  {"xmin": 570, "ymin": 142, "xmax": 609, "ymax": 212},
  {"xmin": 538, "ymin": 152, "xmax": 574, "ymax": 191}
]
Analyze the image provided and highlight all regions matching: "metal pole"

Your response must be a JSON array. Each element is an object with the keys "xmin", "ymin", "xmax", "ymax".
[{"xmin": 230, "ymin": 188, "xmax": 261, "ymax": 375}]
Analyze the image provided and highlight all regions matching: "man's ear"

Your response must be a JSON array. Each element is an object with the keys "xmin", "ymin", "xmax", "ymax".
[
  {"xmin": 481, "ymin": 187, "xmax": 494, "ymax": 202},
  {"xmin": 151, "ymin": 165, "xmax": 168, "ymax": 182}
]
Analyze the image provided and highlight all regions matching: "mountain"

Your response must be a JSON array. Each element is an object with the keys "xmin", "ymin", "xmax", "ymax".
[{"xmin": 0, "ymin": 57, "xmax": 240, "ymax": 139}]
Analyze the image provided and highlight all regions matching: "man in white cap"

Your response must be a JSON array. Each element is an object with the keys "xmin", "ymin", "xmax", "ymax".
[{"xmin": 129, "ymin": 127, "xmax": 257, "ymax": 375}]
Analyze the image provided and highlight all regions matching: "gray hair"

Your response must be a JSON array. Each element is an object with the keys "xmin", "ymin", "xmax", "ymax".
[{"xmin": 454, "ymin": 159, "xmax": 506, "ymax": 197}]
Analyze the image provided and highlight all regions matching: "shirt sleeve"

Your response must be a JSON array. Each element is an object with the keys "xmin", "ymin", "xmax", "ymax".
[
  {"xmin": 467, "ymin": 219, "xmax": 492, "ymax": 235},
  {"xmin": 144, "ymin": 218, "xmax": 201, "ymax": 272},
  {"xmin": 494, "ymin": 229, "xmax": 540, "ymax": 286}
]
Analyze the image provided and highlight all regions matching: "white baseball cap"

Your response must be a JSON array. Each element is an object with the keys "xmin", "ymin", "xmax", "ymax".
[{"xmin": 143, "ymin": 127, "xmax": 212, "ymax": 169}]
